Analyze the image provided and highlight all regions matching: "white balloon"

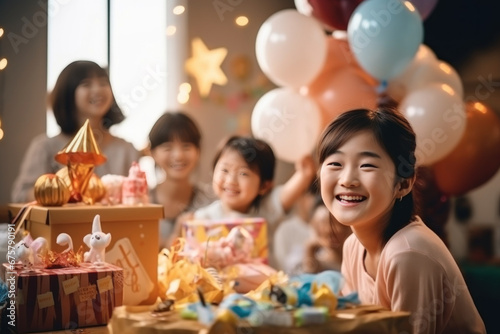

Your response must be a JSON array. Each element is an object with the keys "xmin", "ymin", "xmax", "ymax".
[
  {"xmin": 387, "ymin": 44, "xmax": 438, "ymax": 101},
  {"xmin": 294, "ymin": 0, "xmax": 313, "ymax": 16},
  {"xmin": 388, "ymin": 44, "xmax": 463, "ymax": 103},
  {"xmin": 251, "ymin": 88, "xmax": 321, "ymax": 163},
  {"xmin": 256, "ymin": 9, "xmax": 327, "ymax": 89},
  {"xmin": 407, "ymin": 61, "xmax": 463, "ymax": 98},
  {"xmin": 400, "ymin": 83, "xmax": 466, "ymax": 166}
]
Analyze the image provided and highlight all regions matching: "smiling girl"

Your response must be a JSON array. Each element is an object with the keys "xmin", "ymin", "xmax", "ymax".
[
  {"xmin": 318, "ymin": 108, "xmax": 485, "ymax": 334},
  {"xmin": 12, "ymin": 60, "xmax": 139, "ymax": 203},
  {"xmin": 148, "ymin": 111, "xmax": 215, "ymax": 249},
  {"xmin": 191, "ymin": 136, "xmax": 316, "ymax": 263}
]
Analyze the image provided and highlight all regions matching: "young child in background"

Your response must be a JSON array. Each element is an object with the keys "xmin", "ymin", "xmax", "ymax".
[
  {"xmin": 11, "ymin": 60, "xmax": 139, "ymax": 203},
  {"xmin": 272, "ymin": 184, "xmax": 317, "ymax": 275},
  {"xmin": 318, "ymin": 108, "xmax": 485, "ymax": 334},
  {"xmin": 189, "ymin": 135, "xmax": 316, "ymax": 264},
  {"xmin": 148, "ymin": 112, "xmax": 215, "ymax": 249},
  {"xmin": 302, "ymin": 195, "xmax": 351, "ymax": 273}
]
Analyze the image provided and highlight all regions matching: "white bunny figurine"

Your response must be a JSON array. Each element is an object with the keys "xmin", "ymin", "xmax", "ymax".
[
  {"xmin": 83, "ymin": 215, "xmax": 112, "ymax": 264},
  {"xmin": 14, "ymin": 235, "xmax": 48, "ymax": 269},
  {"xmin": 14, "ymin": 240, "xmax": 35, "ymax": 269},
  {"xmin": 57, "ymin": 233, "xmax": 74, "ymax": 253}
]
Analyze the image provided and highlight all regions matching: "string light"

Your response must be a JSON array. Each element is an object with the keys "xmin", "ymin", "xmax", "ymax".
[
  {"xmin": 0, "ymin": 58, "xmax": 7, "ymax": 70},
  {"xmin": 0, "ymin": 26, "xmax": 5, "ymax": 140},
  {"xmin": 179, "ymin": 82, "xmax": 191, "ymax": 93},
  {"xmin": 0, "ymin": 26, "xmax": 5, "ymax": 71},
  {"xmin": 173, "ymin": 5, "xmax": 185, "ymax": 15},
  {"xmin": 235, "ymin": 16, "xmax": 249, "ymax": 27},
  {"xmin": 177, "ymin": 91, "xmax": 189, "ymax": 104},
  {"xmin": 177, "ymin": 82, "xmax": 191, "ymax": 104},
  {"xmin": 166, "ymin": 25, "xmax": 177, "ymax": 36}
]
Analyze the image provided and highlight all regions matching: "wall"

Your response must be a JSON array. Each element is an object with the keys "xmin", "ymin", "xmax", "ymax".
[
  {"xmin": 0, "ymin": 0, "xmax": 48, "ymax": 220},
  {"xmin": 183, "ymin": 0, "xmax": 296, "ymax": 185}
]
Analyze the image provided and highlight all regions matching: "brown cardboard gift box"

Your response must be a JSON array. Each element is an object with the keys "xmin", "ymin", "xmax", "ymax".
[
  {"xmin": 3, "ymin": 262, "xmax": 123, "ymax": 333},
  {"xmin": 8, "ymin": 203, "xmax": 164, "ymax": 306}
]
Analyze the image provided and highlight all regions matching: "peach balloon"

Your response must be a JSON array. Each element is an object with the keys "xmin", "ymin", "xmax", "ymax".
[
  {"xmin": 400, "ymin": 83, "xmax": 466, "ymax": 166},
  {"xmin": 322, "ymin": 31, "xmax": 360, "ymax": 73},
  {"xmin": 305, "ymin": 66, "xmax": 378, "ymax": 128},
  {"xmin": 432, "ymin": 102, "xmax": 500, "ymax": 196}
]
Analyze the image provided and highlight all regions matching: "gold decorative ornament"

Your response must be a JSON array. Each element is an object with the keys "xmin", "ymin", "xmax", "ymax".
[
  {"xmin": 83, "ymin": 173, "xmax": 106, "ymax": 204},
  {"xmin": 54, "ymin": 119, "xmax": 106, "ymax": 202},
  {"xmin": 34, "ymin": 174, "xmax": 70, "ymax": 206},
  {"xmin": 56, "ymin": 167, "xmax": 106, "ymax": 205}
]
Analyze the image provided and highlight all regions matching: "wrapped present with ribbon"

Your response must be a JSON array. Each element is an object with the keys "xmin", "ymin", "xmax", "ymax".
[{"xmin": 2, "ymin": 262, "xmax": 123, "ymax": 333}]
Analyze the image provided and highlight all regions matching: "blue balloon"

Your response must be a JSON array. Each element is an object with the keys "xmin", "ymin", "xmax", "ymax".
[{"xmin": 347, "ymin": 0, "xmax": 423, "ymax": 81}]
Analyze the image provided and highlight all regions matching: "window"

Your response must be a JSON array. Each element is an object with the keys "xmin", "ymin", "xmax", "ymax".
[{"xmin": 47, "ymin": 0, "xmax": 170, "ymax": 151}]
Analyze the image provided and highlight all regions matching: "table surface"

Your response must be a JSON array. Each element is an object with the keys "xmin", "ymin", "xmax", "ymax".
[
  {"xmin": 24, "ymin": 305, "xmax": 411, "ymax": 334},
  {"xmin": 30, "ymin": 326, "xmax": 109, "ymax": 334}
]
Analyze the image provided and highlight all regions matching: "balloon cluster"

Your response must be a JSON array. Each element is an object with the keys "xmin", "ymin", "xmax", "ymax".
[{"xmin": 252, "ymin": 0, "xmax": 500, "ymax": 196}]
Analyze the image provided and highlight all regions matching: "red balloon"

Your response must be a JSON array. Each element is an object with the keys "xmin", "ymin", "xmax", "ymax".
[
  {"xmin": 308, "ymin": 0, "xmax": 364, "ymax": 31},
  {"xmin": 433, "ymin": 101, "xmax": 500, "ymax": 196}
]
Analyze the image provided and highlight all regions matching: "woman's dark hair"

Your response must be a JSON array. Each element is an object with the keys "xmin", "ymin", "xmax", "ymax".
[
  {"xmin": 213, "ymin": 136, "xmax": 276, "ymax": 208},
  {"xmin": 317, "ymin": 108, "xmax": 418, "ymax": 243},
  {"xmin": 50, "ymin": 60, "xmax": 124, "ymax": 135},
  {"xmin": 149, "ymin": 111, "xmax": 201, "ymax": 150}
]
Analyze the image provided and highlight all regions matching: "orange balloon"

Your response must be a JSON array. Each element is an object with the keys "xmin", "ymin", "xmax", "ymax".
[
  {"xmin": 305, "ymin": 66, "xmax": 378, "ymax": 128},
  {"xmin": 322, "ymin": 34, "xmax": 359, "ymax": 73},
  {"xmin": 433, "ymin": 101, "xmax": 500, "ymax": 196}
]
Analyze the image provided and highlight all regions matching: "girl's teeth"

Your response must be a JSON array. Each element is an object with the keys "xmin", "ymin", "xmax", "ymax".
[{"xmin": 339, "ymin": 195, "xmax": 364, "ymax": 201}]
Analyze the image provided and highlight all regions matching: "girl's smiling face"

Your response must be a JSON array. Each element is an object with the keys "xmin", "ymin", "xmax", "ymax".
[
  {"xmin": 320, "ymin": 130, "xmax": 401, "ymax": 230},
  {"xmin": 75, "ymin": 75, "xmax": 113, "ymax": 121},
  {"xmin": 212, "ymin": 149, "xmax": 265, "ymax": 213},
  {"xmin": 151, "ymin": 138, "xmax": 200, "ymax": 181}
]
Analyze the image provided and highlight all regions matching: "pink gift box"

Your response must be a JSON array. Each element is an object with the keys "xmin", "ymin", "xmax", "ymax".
[{"xmin": 182, "ymin": 218, "xmax": 268, "ymax": 265}]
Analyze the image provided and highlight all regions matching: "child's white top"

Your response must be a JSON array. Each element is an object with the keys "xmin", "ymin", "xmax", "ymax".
[
  {"xmin": 341, "ymin": 216, "xmax": 485, "ymax": 334},
  {"xmin": 193, "ymin": 186, "xmax": 284, "ymax": 225}
]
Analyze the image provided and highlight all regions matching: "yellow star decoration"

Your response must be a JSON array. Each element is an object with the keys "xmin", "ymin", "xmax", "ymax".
[{"xmin": 185, "ymin": 38, "xmax": 228, "ymax": 97}]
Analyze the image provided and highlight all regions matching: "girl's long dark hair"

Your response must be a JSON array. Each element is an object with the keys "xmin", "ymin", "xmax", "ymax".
[
  {"xmin": 318, "ymin": 108, "xmax": 418, "ymax": 243},
  {"xmin": 51, "ymin": 60, "xmax": 124, "ymax": 135}
]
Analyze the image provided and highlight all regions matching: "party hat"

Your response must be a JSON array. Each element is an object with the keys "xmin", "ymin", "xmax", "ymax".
[{"xmin": 55, "ymin": 119, "xmax": 107, "ymax": 165}]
